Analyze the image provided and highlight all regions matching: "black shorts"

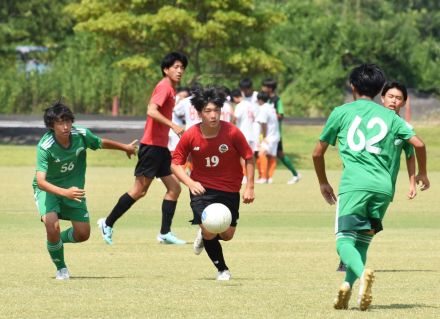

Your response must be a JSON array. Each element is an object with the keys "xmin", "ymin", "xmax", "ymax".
[
  {"xmin": 190, "ymin": 188, "xmax": 240, "ymax": 226},
  {"xmin": 134, "ymin": 144, "xmax": 172, "ymax": 178},
  {"xmin": 277, "ymin": 139, "xmax": 283, "ymax": 153}
]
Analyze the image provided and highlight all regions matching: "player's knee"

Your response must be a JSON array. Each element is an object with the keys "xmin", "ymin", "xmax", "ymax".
[
  {"xmin": 75, "ymin": 230, "xmax": 90, "ymax": 242},
  {"xmin": 221, "ymin": 233, "xmax": 234, "ymax": 241}
]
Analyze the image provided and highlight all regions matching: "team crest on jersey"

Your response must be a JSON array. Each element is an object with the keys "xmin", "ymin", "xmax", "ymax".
[
  {"xmin": 218, "ymin": 144, "xmax": 229, "ymax": 153},
  {"xmin": 76, "ymin": 147, "xmax": 85, "ymax": 156}
]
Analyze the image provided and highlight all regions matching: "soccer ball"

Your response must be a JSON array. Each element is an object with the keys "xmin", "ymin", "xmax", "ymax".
[{"xmin": 201, "ymin": 203, "xmax": 232, "ymax": 234}]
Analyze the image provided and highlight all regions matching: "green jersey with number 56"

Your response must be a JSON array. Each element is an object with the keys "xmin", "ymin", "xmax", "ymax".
[
  {"xmin": 320, "ymin": 99, "xmax": 415, "ymax": 196},
  {"xmin": 32, "ymin": 126, "xmax": 102, "ymax": 189}
]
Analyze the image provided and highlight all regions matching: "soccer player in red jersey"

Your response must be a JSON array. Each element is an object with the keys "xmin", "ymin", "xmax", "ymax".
[
  {"xmin": 97, "ymin": 52, "xmax": 188, "ymax": 245},
  {"xmin": 171, "ymin": 86, "xmax": 255, "ymax": 281}
]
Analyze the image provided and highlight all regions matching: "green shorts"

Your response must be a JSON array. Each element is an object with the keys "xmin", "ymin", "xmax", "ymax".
[
  {"xmin": 336, "ymin": 191, "xmax": 391, "ymax": 234},
  {"xmin": 33, "ymin": 188, "xmax": 90, "ymax": 222}
]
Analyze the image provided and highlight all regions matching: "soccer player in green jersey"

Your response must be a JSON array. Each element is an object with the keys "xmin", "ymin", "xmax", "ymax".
[
  {"xmin": 336, "ymin": 81, "xmax": 418, "ymax": 272},
  {"xmin": 312, "ymin": 64, "xmax": 430, "ymax": 311},
  {"xmin": 33, "ymin": 102, "xmax": 137, "ymax": 280}
]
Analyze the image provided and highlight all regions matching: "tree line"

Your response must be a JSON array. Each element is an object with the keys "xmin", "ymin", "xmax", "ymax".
[{"xmin": 0, "ymin": 0, "xmax": 438, "ymax": 116}]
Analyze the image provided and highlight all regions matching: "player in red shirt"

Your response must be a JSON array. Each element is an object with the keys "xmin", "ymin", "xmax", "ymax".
[
  {"xmin": 172, "ymin": 86, "xmax": 255, "ymax": 281},
  {"xmin": 97, "ymin": 52, "xmax": 188, "ymax": 245}
]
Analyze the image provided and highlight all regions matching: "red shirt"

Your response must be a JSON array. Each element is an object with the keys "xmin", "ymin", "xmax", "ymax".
[
  {"xmin": 173, "ymin": 121, "xmax": 253, "ymax": 193},
  {"xmin": 141, "ymin": 78, "xmax": 176, "ymax": 147}
]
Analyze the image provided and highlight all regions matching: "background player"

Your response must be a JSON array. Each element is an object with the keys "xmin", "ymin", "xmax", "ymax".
[
  {"xmin": 98, "ymin": 52, "xmax": 188, "ymax": 245},
  {"xmin": 171, "ymin": 86, "xmax": 255, "ymax": 281},
  {"xmin": 33, "ymin": 102, "xmax": 137, "ymax": 280},
  {"xmin": 312, "ymin": 64, "xmax": 429, "ymax": 311},
  {"xmin": 261, "ymin": 78, "xmax": 301, "ymax": 184}
]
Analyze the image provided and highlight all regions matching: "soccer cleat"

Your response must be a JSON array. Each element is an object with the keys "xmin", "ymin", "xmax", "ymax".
[
  {"xmin": 358, "ymin": 269, "xmax": 375, "ymax": 311},
  {"xmin": 333, "ymin": 282, "xmax": 351, "ymax": 310},
  {"xmin": 336, "ymin": 261, "xmax": 347, "ymax": 272},
  {"xmin": 267, "ymin": 178, "xmax": 273, "ymax": 184},
  {"xmin": 287, "ymin": 173, "xmax": 302, "ymax": 185},
  {"xmin": 193, "ymin": 228, "xmax": 204, "ymax": 255},
  {"xmin": 157, "ymin": 232, "xmax": 186, "ymax": 245},
  {"xmin": 216, "ymin": 269, "xmax": 232, "ymax": 281},
  {"xmin": 255, "ymin": 178, "xmax": 267, "ymax": 184},
  {"xmin": 97, "ymin": 218, "xmax": 113, "ymax": 245},
  {"xmin": 55, "ymin": 267, "xmax": 70, "ymax": 280}
]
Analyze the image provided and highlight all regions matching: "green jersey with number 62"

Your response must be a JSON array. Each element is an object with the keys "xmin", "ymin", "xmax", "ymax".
[
  {"xmin": 32, "ymin": 126, "xmax": 102, "ymax": 189},
  {"xmin": 320, "ymin": 99, "xmax": 415, "ymax": 196}
]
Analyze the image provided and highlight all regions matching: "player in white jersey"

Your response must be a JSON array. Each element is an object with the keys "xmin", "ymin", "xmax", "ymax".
[
  {"xmin": 168, "ymin": 87, "xmax": 190, "ymax": 152},
  {"xmin": 255, "ymin": 91, "xmax": 280, "ymax": 184},
  {"xmin": 231, "ymin": 89, "xmax": 256, "ymax": 149}
]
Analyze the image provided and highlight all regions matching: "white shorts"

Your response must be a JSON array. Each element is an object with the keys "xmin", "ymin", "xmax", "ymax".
[{"xmin": 260, "ymin": 139, "xmax": 279, "ymax": 156}]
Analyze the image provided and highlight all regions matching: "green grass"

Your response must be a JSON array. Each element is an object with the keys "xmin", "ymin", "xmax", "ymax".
[{"xmin": 0, "ymin": 124, "xmax": 439, "ymax": 319}]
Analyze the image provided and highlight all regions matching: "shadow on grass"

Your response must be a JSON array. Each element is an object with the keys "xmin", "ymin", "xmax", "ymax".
[
  {"xmin": 375, "ymin": 269, "xmax": 438, "ymax": 273},
  {"xmin": 372, "ymin": 303, "xmax": 438, "ymax": 310}
]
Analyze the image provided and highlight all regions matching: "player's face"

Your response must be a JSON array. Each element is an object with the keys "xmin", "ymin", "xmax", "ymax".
[
  {"xmin": 164, "ymin": 61, "xmax": 185, "ymax": 84},
  {"xmin": 241, "ymin": 88, "xmax": 253, "ymax": 97},
  {"xmin": 200, "ymin": 103, "xmax": 221, "ymax": 128},
  {"xmin": 381, "ymin": 88, "xmax": 405, "ymax": 114},
  {"xmin": 52, "ymin": 119, "xmax": 73, "ymax": 139},
  {"xmin": 261, "ymin": 85, "xmax": 272, "ymax": 94}
]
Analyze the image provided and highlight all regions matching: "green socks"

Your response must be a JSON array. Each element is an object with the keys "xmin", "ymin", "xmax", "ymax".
[
  {"xmin": 337, "ymin": 231, "xmax": 373, "ymax": 287},
  {"xmin": 280, "ymin": 155, "xmax": 298, "ymax": 176},
  {"xmin": 47, "ymin": 240, "xmax": 66, "ymax": 270},
  {"xmin": 60, "ymin": 227, "xmax": 77, "ymax": 243}
]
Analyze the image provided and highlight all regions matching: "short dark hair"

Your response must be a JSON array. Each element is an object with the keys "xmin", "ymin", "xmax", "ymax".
[
  {"xmin": 239, "ymin": 78, "xmax": 253, "ymax": 90},
  {"xmin": 44, "ymin": 101, "xmax": 75, "ymax": 129},
  {"xmin": 190, "ymin": 86, "xmax": 226, "ymax": 112},
  {"xmin": 176, "ymin": 86, "xmax": 190, "ymax": 95},
  {"xmin": 190, "ymin": 82, "xmax": 203, "ymax": 94},
  {"xmin": 161, "ymin": 52, "xmax": 188, "ymax": 76},
  {"xmin": 262, "ymin": 78, "xmax": 277, "ymax": 91},
  {"xmin": 230, "ymin": 88, "xmax": 242, "ymax": 98},
  {"xmin": 381, "ymin": 81, "xmax": 408, "ymax": 101},
  {"xmin": 257, "ymin": 91, "xmax": 270, "ymax": 103},
  {"xmin": 349, "ymin": 63, "xmax": 386, "ymax": 98}
]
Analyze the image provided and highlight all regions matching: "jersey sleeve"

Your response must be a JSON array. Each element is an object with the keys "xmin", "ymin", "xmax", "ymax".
[
  {"xmin": 234, "ymin": 103, "xmax": 244, "ymax": 119},
  {"xmin": 78, "ymin": 127, "xmax": 102, "ymax": 150},
  {"xmin": 174, "ymin": 99, "xmax": 186, "ymax": 117},
  {"xmin": 232, "ymin": 126, "xmax": 253, "ymax": 160},
  {"xmin": 403, "ymin": 141, "xmax": 415, "ymax": 159},
  {"xmin": 151, "ymin": 82, "xmax": 173, "ymax": 108},
  {"xmin": 394, "ymin": 116, "xmax": 416, "ymax": 141},
  {"xmin": 256, "ymin": 107, "xmax": 268, "ymax": 124},
  {"xmin": 172, "ymin": 132, "xmax": 190, "ymax": 165},
  {"xmin": 36, "ymin": 146, "xmax": 50, "ymax": 172},
  {"xmin": 276, "ymin": 99, "xmax": 284, "ymax": 116},
  {"xmin": 319, "ymin": 108, "xmax": 340, "ymax": 146}
]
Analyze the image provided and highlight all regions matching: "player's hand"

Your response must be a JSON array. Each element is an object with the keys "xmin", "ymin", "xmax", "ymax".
[
  {"xmin": 242, "ymin": 187, "xmax": 254, "ymax": 204},
  {"xmin": 407, "ymin": 185, "xmax": 417, "ymax": 199},
  {"xmin": 189, "ymin": 181, "xmax": 206, "ymax": 196},
  {"xmin": 416, "ymin": 173, "xmax": 430, "ymax": 191},
  {"xmin": 125, "ymin": 139, "xmax": 138, "ymax": 159},
  {"xmin": 320, "ymin": 183, "xmax": 336, "ymax": 205},
  {"xmin": 64, "ymin": 186, "xmax": 85, "ymax": 202},
  {"xmin": 172, "ymin": 124, "xmax": 185, "ymax": 138}
]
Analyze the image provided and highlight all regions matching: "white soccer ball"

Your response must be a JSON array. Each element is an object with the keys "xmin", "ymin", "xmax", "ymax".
[{"xmin": 201, "ymin": 203, "xmax": 232, "ymax": 234}]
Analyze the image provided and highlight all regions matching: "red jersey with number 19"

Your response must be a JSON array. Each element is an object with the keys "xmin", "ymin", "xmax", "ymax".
[
  {"xmin": 141, "ymin": 78, "xmax": 176, "ymax": 147},
  {"xmin": 172, "ymin": 121, "xmax": 253, "ymax": 193}
]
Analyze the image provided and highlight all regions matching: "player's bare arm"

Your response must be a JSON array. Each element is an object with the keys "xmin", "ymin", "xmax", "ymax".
[
  {"xmin": 407, "ymin": 135, "xmax": 430, "ymax": 191},
  {"xmin": 101, "ymin": 138, "xmax": 138, "ymax": 159},
  {"xmin": 147, "ymin": 102, "xmax": 185, "ymax": 137},
  {"xmin": 171, "ymin": 163, "xmax": 206, "ymax": 195},
  {"xmin": 243, "ymin": 158, "xmax": 255, "ymax": 204},
  {"xmin": 406, "ymin": 155, "xmax": 417, "ymax": 199},
  {"xmin": 36, "ymin": 171, "xmax": 85, "ymax": 202},
  {"xmin": 312, "ymin": 141, "xmax": 337, "ymax": 205}
]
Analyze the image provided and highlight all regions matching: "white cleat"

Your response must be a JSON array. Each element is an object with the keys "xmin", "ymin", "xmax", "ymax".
[
  {"xmin": 255, "ymin": 178, "xmax": 267, "ymax": 184},
  {"xmin": 287, "ymin": 173, "xmax": 301, "ymax": 184},
  {"xmin": 55, "ymin": 267, "xmax": 70, "ymax": 280},
  {"xmin": 334, "ymin": 282, "xmax": 352, "ymax": 310},
  {"xmin": 216, "ymin": 269, "xmax": 232, "ymax": 281},
  {"xmin": 193, "ymin": 228, "xmax": 204, "ymax": 255}
]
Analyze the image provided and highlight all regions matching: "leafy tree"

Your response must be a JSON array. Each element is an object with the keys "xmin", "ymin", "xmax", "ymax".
[{"xmin": 65, "ymin": 0, "xmax": 285, "ymax": 85}]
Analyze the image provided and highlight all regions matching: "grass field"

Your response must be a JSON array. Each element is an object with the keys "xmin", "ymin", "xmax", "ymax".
[{"xmin": 0, "ymin": 125, "xmax": 439, "ymax": 318}]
